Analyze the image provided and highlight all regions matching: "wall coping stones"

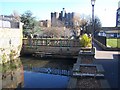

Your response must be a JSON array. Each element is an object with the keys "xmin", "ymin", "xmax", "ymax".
[{"xmin": 73, "ymin": 73, "xmax": 104, "ymax": 77}]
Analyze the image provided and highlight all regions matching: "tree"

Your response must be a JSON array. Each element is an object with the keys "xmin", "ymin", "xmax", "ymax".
[
  {"xmin": 86, "ymin": 16, "xmax": 92, "ymax": 34},
  {"xmin": 86, "ymin": 16, "xmax": 102, "ymax": 35},
  {"xmin": 50, "ymin": 16, "xmax": 67, "ymax": 38},
  {"xmin": 80, "ymin": 14, "xmax": 88, "ymax": 32},
  {"xmin": 20, "ymin": 10, "xmax": 36, "ymax": 30},
  {"xmin": 51, "ymin": 16, "xmax": 65, "ymax": 27},
  {"xmin": 71, "ymin": 14, "xmax": 81, "ymax": 39},
  {"xmin": 80, "ymin": 19, "xmax": 87, "ymax": 31},
  {"xmin": 71, "ymin": 14, "xmax": 88, "ymax": 39},
  {"xmin": 12, "ymin": 10, "xmax": 21, "ymax": 21},
  {"xmin": 72, "ymin": 14, "xmax": 81, "ymax": 29},
  {"xmin": 42, "ymin": 27, "xmax": 65, "ymax": 38},
  {"xmin": 94, "ymin": 16, "xmax": 102, "ymax": 34}
]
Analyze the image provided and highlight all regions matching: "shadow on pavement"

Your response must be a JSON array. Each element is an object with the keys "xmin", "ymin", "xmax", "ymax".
[
  {"xmin": 113, "ymin": 54, "xmax": 120, "ymax": 60},
  {"xmin": 93, "ymin": 40, "xmax": 119, "ymax": 89},
  {"xmin": 94, "ymin": 54, "xmax": 119, "ymax": 89}
]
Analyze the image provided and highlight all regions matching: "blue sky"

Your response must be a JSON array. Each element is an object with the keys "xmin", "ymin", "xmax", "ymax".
[{"xmin": 0, "ymin": 0, "xmax": 119, "ymax": 27}]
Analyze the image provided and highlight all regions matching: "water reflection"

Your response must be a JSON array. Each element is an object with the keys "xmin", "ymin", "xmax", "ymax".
[
  {"xmin": 20, "ymin": 56, "xmax": 76, "ymax": 70},
  {"xmin": 2, "ymin": 56, "xmax": 76, "ymax": 88},
  {"xmin": 2, "ymin": 58, "xmax": 24, "ymax": 88},
  {"xmin": 24, "ymin": 71, "xmax": 69, "ymax": 88}
]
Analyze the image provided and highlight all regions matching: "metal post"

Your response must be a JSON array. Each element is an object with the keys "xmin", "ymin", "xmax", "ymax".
[{"xmin": 92, "ymin": 4, "xmax": 94, "ymax": 49}]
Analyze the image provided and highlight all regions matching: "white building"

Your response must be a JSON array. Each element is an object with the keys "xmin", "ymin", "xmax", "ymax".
[{"xmin": 116, "ymin": 1, "xmax": 120, "ymax": 27}]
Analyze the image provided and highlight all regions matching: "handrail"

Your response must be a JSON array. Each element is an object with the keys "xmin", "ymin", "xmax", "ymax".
[{"xmin": 23, "ymin": 38, "xmax": 81, "ymax": 47}]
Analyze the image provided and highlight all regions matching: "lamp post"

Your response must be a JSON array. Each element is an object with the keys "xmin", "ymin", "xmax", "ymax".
[{"xmin": 91, "ymin": 0, "xmax": 96, "ymax": 49}]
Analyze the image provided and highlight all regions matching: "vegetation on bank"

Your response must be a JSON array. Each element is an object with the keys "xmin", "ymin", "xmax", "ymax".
[
  {"xmin": 80, "ymin": 34, "xmax": 92, "ymax": 47},
  {"xmin": 107, "ymin": 38, "xmax": 120, "ymax": 48},
  {"xmin": 0, "ymin": 59, "xmax": 22, "ymax": 73}
]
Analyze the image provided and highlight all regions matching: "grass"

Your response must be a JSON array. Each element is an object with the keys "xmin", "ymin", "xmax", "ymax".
[{"xmin": 107, "ymin": 38, "xmax": 120, "ymax": 48}]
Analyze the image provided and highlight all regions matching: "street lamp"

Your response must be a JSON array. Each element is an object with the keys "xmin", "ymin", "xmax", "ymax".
[{"xmin": 91, "ymin": 0, "xmax": 96, "ymax": 49}]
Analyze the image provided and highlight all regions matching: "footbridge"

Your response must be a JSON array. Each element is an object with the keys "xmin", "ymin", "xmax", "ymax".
[{"xmin": 21, "ymin": 38, "xmax": 82, "ymax": 58}]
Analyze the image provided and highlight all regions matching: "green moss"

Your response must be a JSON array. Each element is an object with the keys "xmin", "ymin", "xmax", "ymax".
[
  {"xmin": 9, "ymin": 50, "xmax": 17, "ymax": 60},
  {"xmin": 2, "ymin": 53, "xmax": 7, "ymax": 63},
  {"xmin": 2, "ymin": 58, "xmax": 22, "ymax": 73}
]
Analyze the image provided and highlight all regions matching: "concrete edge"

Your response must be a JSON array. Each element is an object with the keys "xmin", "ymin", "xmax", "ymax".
[{"xmin": 67, "ymin": 77, "xmax": 77, "ymax": 89}]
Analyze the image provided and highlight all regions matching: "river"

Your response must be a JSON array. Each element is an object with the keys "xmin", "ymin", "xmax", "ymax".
[{"xmin": 2, "ymin": 56, "xmax": 76, "ymax": 89}]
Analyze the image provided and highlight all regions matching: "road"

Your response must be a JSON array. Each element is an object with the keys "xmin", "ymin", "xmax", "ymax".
[{"xmin": 93, "ymin": 42, "xmax": 119, "ymax": 89}]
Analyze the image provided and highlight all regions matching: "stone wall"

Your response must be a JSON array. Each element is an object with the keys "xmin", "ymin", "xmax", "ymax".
[{"xmin": 0, "ymin": 23, "xmax": 23, "ymax": 64}]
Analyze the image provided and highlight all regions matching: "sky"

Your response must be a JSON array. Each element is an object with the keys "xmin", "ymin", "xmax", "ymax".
[{"xmin": 0, "ymin": 0, "xmax": 119, "ymax": 27}]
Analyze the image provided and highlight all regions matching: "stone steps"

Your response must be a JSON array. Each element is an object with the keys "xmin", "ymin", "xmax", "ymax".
[{"xmin": 67, "ymin": 49, "xmax": 110, "ymax": 89}]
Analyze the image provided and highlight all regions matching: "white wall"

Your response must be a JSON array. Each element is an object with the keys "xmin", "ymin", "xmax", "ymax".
[
  {"xmin": 0, "ymin": 23, "xmax": 23, "ymax": 64},
  {"xmin": 118, "ymin": 1, "xmax": 120, "ymax": 8}
]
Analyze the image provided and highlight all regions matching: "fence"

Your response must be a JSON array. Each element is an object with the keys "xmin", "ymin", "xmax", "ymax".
[{"xmin": 23, "ymin": 38, "xmax": 81, "ymax": 47}]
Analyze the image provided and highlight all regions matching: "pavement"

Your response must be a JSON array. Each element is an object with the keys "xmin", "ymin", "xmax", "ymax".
[
  {"xmin": 93, "ymin": 42, "xmax": 119, "ymax": 89},
  {"xmin": 94, "ymin": 42, "xmax": 119, "ymax": 60}
]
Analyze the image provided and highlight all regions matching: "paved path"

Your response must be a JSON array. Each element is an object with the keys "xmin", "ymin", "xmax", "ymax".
[
  {"xmin": 94, "ymin": 42, "xmax": 119, "ymax": 60},
  {"xmin": 93, "ymin": 42, "xmax": 119, "ymax": 89}
]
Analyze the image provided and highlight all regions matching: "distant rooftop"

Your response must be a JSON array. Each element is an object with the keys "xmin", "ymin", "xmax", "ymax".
[
  {"xmin": 0, "ymin": 15, "xmax": 20, "ymax": 28},
  {"xmin": 102, "ymin": 27, "xmax": 120, "ymax": 31},
  {"xmin": 0, "ymin": 15, "xmax": 14, "ymax": 21},
  {"xmin": 0, "ymin": 15, "xmax": 20, "ymax": 22}
]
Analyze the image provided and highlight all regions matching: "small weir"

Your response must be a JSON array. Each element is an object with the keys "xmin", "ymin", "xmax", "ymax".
[{"xmin": 24, "ymin": 66, "xmax": 73, "ymax": 76}]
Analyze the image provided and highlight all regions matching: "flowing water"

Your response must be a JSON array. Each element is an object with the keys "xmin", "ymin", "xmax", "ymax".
[{"xmin": 1, "ymin": 56, "xmax": 76, "ymax": 89}]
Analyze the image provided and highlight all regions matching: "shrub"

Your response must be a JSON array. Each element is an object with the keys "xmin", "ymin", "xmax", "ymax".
[{"xmin": 80, "ymin": 34, "xmax": 92, "ymax": 47}]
